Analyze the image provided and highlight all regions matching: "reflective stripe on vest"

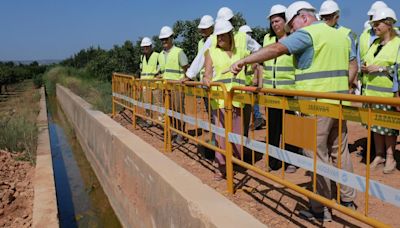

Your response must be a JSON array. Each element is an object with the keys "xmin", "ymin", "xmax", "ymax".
[
  {"xmin": 140, "ymin": 52, "xmax": 159, "ymax": 79},
  {"xmin": 295, "ymin": 70, "xmax": 349, "ymax": 81},
  {"xmin": 159, "ymin": 46, "xmax": 185, "ymax": 80},
  {"xmin": 262, "ymin": 34, "xmax": 296, "ymax": 90},
  {"xmin": 209, "ymin": 45, "xmax": 249, "ymax": 109},
  {"xmin": 363, "ymin": 36, "xmax": 400, "ymax": 97},
  {"xmin": 295, "ymin": 23, "xmax": 349, "ymax": 104}
]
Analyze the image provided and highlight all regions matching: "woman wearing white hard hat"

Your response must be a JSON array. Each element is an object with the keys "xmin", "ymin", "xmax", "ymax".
[
  {"xmin": 361, "ymin": 7, "xmax": 400, "ymax": 174},
  {"xmin": 203, "ymin": 20, "xmax": 251, "ymax": 180},
  {"xmin": 359, "ymin": 1, "xmax": 388, "ymax": 62},
  {"xmin": 262, "ymin": 4, "xmax": 299, "ymax": 173}
]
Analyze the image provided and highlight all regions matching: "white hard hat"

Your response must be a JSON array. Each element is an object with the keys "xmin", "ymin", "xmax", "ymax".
[
  {"xmin": 159, "ymin": 26, "xmax": 173, "ymax": 39},
  {"xmin": 140, "ymin": 37, "xmax": 152, "ymax": 47},
  {"xmin": 198, "ymin": 15, "xmax": 214, "ymax": 29},
  {"xmin": 216, "ymin": 7, "xmax": 234, "ymax": 21},
  {"xmin": 268, "ymin": 4, "xmax": 287, "ymax": 18},
  {"xmin": 238, "ymin": 25, "xmax": 252, "ymax": 33},
  {"xmin": 364, "ymin": 20, "xmax": 372, "ymax": 30},
  {"xmin": 371, "ymin": 7, "xmax": 397, "ymax": 23},
  {"xmin": 285, "ymin": 1, "xmax": 315, "ymax": 26},
  {"xmin": 319, "ymin": 0, "xmax": 340, "ymax": 16},
  {"xmin": 367, "ymin": 1, "xmax": 387, "ymax": 16},
  {"xmin": 214, "ymin": 19, "xmax": 233, "ymax": 36}
]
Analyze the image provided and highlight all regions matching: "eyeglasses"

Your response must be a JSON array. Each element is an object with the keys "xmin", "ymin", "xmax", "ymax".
[{"xmin": 160, "ymin": 37, "xmax": 169, "ymax": 42}]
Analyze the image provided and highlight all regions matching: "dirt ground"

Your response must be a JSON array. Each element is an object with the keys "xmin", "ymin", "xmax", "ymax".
[
  {"xmin": 113, "ymin": 107, "xmax": 400, "ymax": 228},
  {"xmin": 0, "ymin": 150, "xmax": 34, "ymax": 228}
]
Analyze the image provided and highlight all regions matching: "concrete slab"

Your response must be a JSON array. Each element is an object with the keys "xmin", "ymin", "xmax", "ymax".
[
  {"xmin": 56, "ymin": 84, "xmax": 266, "ymax": 228},
  {"xmin": 32, "ymin": 87, "xmax": 59, "ymax": 228}
]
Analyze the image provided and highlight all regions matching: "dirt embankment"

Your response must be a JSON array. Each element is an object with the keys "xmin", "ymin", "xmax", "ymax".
[{"xmin": 0, "ymin": 150, "xmax": 34, "ymax": 228}]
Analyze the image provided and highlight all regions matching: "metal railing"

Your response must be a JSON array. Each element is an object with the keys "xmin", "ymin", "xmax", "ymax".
[{"xmin": 111, "ymin": 72, "xmax": 400, "ymax": 228}]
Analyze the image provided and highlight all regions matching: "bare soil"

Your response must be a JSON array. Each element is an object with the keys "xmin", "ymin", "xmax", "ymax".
[
  {"xmin": 113, "ymin": 108, "xmax": 400, "ymax": 228},
  {"xmin": 0, "ymin": 150, "xmax": 34, "ymax": 228}
]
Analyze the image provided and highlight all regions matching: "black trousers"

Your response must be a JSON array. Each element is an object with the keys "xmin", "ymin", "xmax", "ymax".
[{"xmin": 267, "ymin": 108, "xmax": 302, "ymax": 170}]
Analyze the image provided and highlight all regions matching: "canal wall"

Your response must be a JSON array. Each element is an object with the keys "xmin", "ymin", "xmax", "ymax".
[
  {"xmin": 56, "ymin": 84, "xmax": 266, "ymax": 228},
  {"xmin": 32, "ymin": 87, "xmax": 59, "ymax": 228}
]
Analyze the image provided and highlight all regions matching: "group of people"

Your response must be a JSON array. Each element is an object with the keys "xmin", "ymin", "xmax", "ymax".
[{"xmin": 138, "ymin": 0, "xmax": 399, "ymax": 222}]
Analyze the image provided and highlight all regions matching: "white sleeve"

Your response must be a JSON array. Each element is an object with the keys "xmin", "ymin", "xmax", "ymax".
[
  {"xmin": 186, "ymin": 38, "xmax": 212, "ymax": 79},
  {"xmin": 246, "ymin": 34, "xmax": 261, "ymax": 53}
]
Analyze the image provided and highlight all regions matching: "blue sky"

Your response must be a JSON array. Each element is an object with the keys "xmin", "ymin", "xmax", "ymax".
[{"xmin": 1, "ymin": 0, "xmax": 399, "ymax": 61}]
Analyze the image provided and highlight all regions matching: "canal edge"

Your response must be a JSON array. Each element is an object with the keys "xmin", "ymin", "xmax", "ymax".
[{"xmin": 32, "ymin": 87, "xmax": 59, "ymax": 228}]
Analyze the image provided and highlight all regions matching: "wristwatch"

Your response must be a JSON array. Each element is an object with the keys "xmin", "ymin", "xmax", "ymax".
[{"xmin": 378, "ymin": 67, "xmax": 384, "ymax": 73}]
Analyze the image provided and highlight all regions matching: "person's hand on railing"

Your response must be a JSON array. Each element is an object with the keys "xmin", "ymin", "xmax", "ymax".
[
  {"xmin": 202, "ymin": 77, "xmax": 211, "ymax": 88},
  {"xmin": 179, "ymin": 77, "xmax": 190, "ymax": 84}
]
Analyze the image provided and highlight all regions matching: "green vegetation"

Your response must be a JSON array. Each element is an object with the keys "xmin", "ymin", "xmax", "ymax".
[
  {"xmin": 0, "ymin": 61, "xmax": 47, "ymax": 93},
  {"xmin": 44, "ymin": 66, "xmax": 112, "ymax": 113},
  {"xmin": 43, "ymin": 13, "xmax": 268, "ymax": 114},
  {"xmin": 0, "ymin": 80, "xmax": 40, "ymax": 163},
  {"xmin": 60, "ymin": 13, "xmax": 268, "ymax": 81}
]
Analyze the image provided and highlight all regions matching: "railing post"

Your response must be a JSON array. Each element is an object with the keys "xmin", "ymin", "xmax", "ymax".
[
  {"xmin": 132, "ymin": 78, "xmax": 137, "ymax": 129},
  {"xmin": 225, "ymin": 89, "xmax": 234, "ymax": 194},
  {"xmin": 164, "ymin": 82, "xmax": 171, "ymax": 152},
  {"xmin": 112, "ymin": 73, "xmax": 115, "ymax": 118}
]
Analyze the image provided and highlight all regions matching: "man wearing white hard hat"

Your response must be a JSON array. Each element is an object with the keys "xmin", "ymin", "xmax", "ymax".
[
  {"xmin": 158, "ymin": 26, "xmax": 189, "ymax": 144},
  {"xmin": 230, "ymin": 1, "xmax": 356, "ymax": 221},
  {"xmin": 319, "ymin": 0, "xmax": 358, "ymax": 94},
  {"xmin": 202, "ymin": 20, "xmax": 252, "ymax": 181},
  {"xmin": 361, "ymin": 7, "xmax": 400, "ymax": 174},
  {"xmin": 140, "ymin": 37, "xmax": 159, "ymax": 80},
  {"xmin": 140, "ymin": 37, "xmax": 160, "ymax": 127},
  {"xmin": 195, "ymin": 15, "xmax": 216, "ymax": 114},
  {"xmin": 185, "ymin": 6, "xmax": 261, "ymax": 81}
]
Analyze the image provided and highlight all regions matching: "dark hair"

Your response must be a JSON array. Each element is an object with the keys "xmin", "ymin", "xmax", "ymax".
[{"xmin": 269, "ymin": 13, "xmax": 288, "ymax": 37}]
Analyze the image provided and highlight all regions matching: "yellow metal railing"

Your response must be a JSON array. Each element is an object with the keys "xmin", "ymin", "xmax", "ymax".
[{"xmin": 111, "ymin": 73, "xmax": 400, "ymax": 228}]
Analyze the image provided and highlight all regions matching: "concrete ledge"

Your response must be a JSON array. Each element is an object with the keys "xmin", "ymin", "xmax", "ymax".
[
  {"xmin": 56, "ymin": 84, "xmax": 266, "ymax": 228},
  {"xmin": 32, "ymin": 87, "xmax": 59, "ymax": 228}
]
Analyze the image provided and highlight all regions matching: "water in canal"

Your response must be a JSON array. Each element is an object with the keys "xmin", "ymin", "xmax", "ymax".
[{"xmin": 46, "ymin": 95, "xmax": 121, "ymax": 228}]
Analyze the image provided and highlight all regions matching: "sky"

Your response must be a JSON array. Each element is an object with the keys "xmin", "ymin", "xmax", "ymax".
[{"xmin": 0, "ymin": 0, "xmax": 399, "ymax": 61}]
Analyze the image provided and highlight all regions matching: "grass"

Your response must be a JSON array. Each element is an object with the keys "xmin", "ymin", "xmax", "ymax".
[
  {"xmin": 43, "ymin": 66, "xmax": 112, "ymax": 113},
  {"xmin": 0, "ymin": 80, "xmax": 40, "ymax": 163}
]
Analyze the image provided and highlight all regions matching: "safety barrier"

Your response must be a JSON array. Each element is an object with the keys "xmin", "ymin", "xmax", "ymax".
[{"xmin": 112, "ymin": 72, "xmax": 400, "ymax": 228}]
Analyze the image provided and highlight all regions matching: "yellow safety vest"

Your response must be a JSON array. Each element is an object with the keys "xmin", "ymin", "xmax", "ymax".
[
  {"xmin": 296, "ymin": 23, "xmax": 349, "ymax": 104},
  {"xmin": 209, "ymin": 47, "xmax": 249, "ymax": 109},
  {"xmin": 359, "ymin": 28, "xmax": 373, "ymax": 62},
  {"xmin": 158, "ymin": 46, "xmax": 185, "ymax": 80},
  {"xmin": 198, "ymin": 35, "xmax": 217, "ymax": 81},
  {"xmin": 234, "ymin": 31, "xmax": 247, "ymax": 51},
  {"xmin": 262, "ymin": 34, "xmax": 295, "ymax": 90},
  {"xmin": 363, "ymin": 36, "xmax": 400, "ymax": 97},
  {"xmin": 140, "ymin": 52, "xmax": 159, "ymax": 79}
]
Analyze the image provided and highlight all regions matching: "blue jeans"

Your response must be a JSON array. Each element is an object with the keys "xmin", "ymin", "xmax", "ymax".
[{"xmin": 253, "ymin": 104, "xmax": 262, "ymax": 119}]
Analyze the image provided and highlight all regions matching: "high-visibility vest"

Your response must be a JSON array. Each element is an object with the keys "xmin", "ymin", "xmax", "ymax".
[
  {"xmin": 363, "ymin": 36, "xmax": 400, "ymax": 97},
  {"xmin": 337, "ymin": 26, "xmax": 353, "ymax": 53},
  {"xmin": 158, "ymin": 46, "xmax": 185, "ymax": 80},
  {"xmin": 209, "ymin": 47, "xmax": 249, "ymax": 109},
  {"xmin": 262, "ymin": 34, "xmax": 295, "ymax": 90},
  {"xmin": 359, "ymin": 28, "xmax": 372, "ymax": 61},
  {"xmin": 140, "ymin": 52, "xmax": 159, "ymax": 79},
  {"xmin": 234, "ymin": 31, "xmax": 247, "ymax": 51},
  {"xmin": 295, "ymin": 23, "xmax": 349, "ymax": 104},
  {"xmin": 198, "ymin": 35, "xmax": 217, "ymax": 81}
]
